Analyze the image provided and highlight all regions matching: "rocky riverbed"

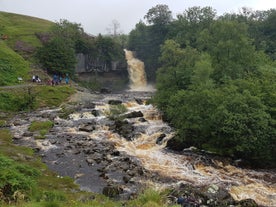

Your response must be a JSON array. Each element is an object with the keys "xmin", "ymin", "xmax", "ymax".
[{"xmin": 8, "ymin": 88, "xmax": 275, "ymax": 206}]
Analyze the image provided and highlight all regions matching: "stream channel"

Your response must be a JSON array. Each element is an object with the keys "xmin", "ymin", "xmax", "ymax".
[{"xmin": 10, "ymin": 89, "xmax": 276, "ymax": 207}]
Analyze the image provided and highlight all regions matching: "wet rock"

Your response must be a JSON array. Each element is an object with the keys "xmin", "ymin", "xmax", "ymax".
[
  {"xmin": 91, "ymin": 109, "xmax": 101, "ymax": 117},
  {"xmin": 168, "ymin": 183, "xmax": 235, "ymax": 207},
  {"xmin": 166, "ymin": 135, "xmax": 188, "ymax": 151},
  {"xmin": 79, "ymin": 124, "xmax": 95, "ymax": 132},
  {"xmin": 111, "ymin": 150, "xmax": 120, "ymax": 156},
  {"xmin": 202, "ymin": 184, "xmax": 234, "ymax": 206},
  {"xmin": 114, "ymin": 120, "xmax": 134, "ymax": 140},
  {"xmin": 138, "ymin": 117, "xmax": 147, "ymax": 122},
  {"xmin": 123, "ymin": 175, "xmax": 131, "ymax": 183},
  {"xmin": 86, "ymin": 158, "xmax": 94, "ymax": 165},
  {"xmin": 123, "ymin": 111, "xmax": 143, "ymax": 119},
  {"xmin": 49, "ymin": 139, "xmax": 57, "ymax": 144},
  {"xmin": 135, "ymin": 98, "xmax": 143, "ymax": 105},
  {"xmin": 82, "ymin": 101, "xmax": 96, "ymax": 109},
  {"xmin": 41, "ymin": 112, "xmax": 56, "ymax": 120},
  {"xmin": 100, "ymin": 87, "xmax": 111, "ymax": 94},
  {"xmin": 108, "ymin": 99, "xmax": 122, "ymax": 105},
  {"xmin": 156, "ymin": 133, "xmax": 166, "ymax": 145},
  {"xmin": 13, "ymin": 119, "xmax": 25, "ymax": 126},
  {"xmin": 235, "ymin": 198, "xmax": 258, "ymax": 206},
  {"xmin": 23, "ymin": 132, "xmax": 33, "ymax": 137}
]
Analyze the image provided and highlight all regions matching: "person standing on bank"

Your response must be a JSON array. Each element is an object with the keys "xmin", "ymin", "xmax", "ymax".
[{"xmin": 65, "ymin": 73, "xmax": 69, "ymax": 84}]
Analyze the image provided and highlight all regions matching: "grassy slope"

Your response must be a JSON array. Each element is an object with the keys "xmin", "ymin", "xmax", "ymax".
[
  {"xmin": 0, "ymin": 11, "xmax": 53, "ymax": 47},
  {"xmin": 0, "ymin": 11, "xmax": 53, "ymax": 86}
]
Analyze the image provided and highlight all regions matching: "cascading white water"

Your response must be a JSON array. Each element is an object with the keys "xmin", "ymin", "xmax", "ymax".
[
  {"xmin": 124, "ymin": 49, "xmax": 149, "ymax": 91},
  {"xmin": 68, "ymin": 99, "xmax": 276, "ymax": 207}
]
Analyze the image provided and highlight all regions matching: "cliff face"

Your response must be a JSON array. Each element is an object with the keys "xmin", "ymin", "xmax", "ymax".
[{"xmin": 75, "ymin": 53, "xmax": 127, "ymax": 73}]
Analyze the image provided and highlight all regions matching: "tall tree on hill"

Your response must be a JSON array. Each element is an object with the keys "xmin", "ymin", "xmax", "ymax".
[
  {"xmin": 198, "ymin": 20, "xmax": 258, "ymax": 83},
  {"xmin": 51, "ymin": 19, "xmax": 87, "ymax": 53},
  {"xmin": 36, "ymin": 37, "xmax": 76, "ymax": 75},
  {"xmin": 168, "ymin": 6, "xmax": 216, "ymax": 48},
  {"xmin": 144, "ymin": 4, "xmax": 172, "ymax": 26}
]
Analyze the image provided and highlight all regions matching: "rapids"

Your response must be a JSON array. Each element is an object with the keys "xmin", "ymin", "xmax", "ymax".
[
  {"xmin": 93, "ymin": 97, "xmax": 276, "ymax": 207},
  {"xmin": 9, "ymin": 90, "xmax": 276, "ymax": 206}
]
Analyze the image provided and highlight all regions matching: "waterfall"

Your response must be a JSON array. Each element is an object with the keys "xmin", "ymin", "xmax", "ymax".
[{"xmin": 124, "ymin": 49, "xmax": 148, "ymax": 91}]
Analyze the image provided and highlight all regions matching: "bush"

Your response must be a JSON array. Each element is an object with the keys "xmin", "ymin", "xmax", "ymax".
[
  {"xmin": 29, "ymin": 120, "xmax": 54, "ymax": 132},
  {"xmin": 0, "ymin": 155, "xmax": 40, "ymax": 203},
  {"xmin": 106, "ymin": 104, "xmax": 127, "ymax": 120},
  {"xmin": 29, "ymin": 120, "xmax": 54, "ymax": 139}
]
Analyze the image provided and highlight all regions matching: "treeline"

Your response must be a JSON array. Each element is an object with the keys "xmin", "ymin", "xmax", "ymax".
[
  {"xmin": 128, "ymin": 5, "xmax": 276, "ymax": 167},
  {"xmin": 36, "ymin": 19, "xmax": 127, "ymax": 76}
]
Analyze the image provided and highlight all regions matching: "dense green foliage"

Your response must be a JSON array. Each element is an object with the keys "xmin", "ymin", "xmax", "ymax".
[
  {"xmin": 94, "ymin": 34, "xmax": 125, "ymax": 69},
  {"xmin": 36, "ymin": 36, "xmax": 76, "ymax": 75},
  {"xmin": 128, "ymin": 5, "xmax": 276, "ymax": 167},
  {"xmin": 140, "ymin": 6, "xmax": 276, "ymax": 167},
  {"xmin": 35, "ymin": 20, "xmax": 82, "ymax": 75}
]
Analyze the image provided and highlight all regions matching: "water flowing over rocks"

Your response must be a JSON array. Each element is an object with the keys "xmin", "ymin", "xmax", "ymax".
[
  {"xmin": 9, "ymin": 89, "xmax": 276, "ymax": 206},
  {"xmin": 9, "ymin": 91, "xmax": 171, "ymax": 200}
]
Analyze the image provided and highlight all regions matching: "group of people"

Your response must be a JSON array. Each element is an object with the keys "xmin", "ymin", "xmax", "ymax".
[
  {"xmin": 32, "ymin": 75, "xmax": 41, "ymax": 83},
  {"xmin": 32, "ymin": 73, "xmax": 70, "ymax": 85},
  {"xmin": 49, "ymin": 74, "xmax": 70, "ymax": 86}
]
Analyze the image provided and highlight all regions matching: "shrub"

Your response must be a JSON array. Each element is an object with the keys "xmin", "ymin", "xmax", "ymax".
[
  {"xmin": 0, "ymin": 120, "xmax": 6, "ymax": 127},
  {"xmin": 107, "ymin": 104, "xmax": 127, "ymax": 120},
  {"xmin": 0, "ymin": 155, "xmax": 40, "ymax": 203},
  {"xmin": 29, "ymin": 121, "xmax": 54, "ymax": 132},
  {"xmin": 29, "ymin": 120, "xmax": 54, "ymax": 139}
]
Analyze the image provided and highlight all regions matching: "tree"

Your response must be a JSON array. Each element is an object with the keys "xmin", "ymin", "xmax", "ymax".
[
  {"xmin": 94, "ymin": 34, "xmax": 124, "ymax": 70},
  {"xmin": 168, "ymin": 6, "xmax": 216, "ymax": 48},
  {"xmin": 106, "ymin": 19, "xmax": 122, "ymax": 36},
  {"xmin": 198, "ymin": 20, "xmax": 258, "ymax": 82},
  {"xmin": 154, "ymin": 40, "xmax": 201, "ymax": 110},
  {"xmin": 128, "ymin": 21, "xmax": 160, "ymax": 81},
  {"xmin": 144, "ymin": 7, "xmax": 276, "ymax": 167},
  {"xmin": 51, "ymin": 19, "xmax": 91, "ymax": 54},
  {"xmin": 36, "ymin": 37, "xmax": 76, "ymax": 75},
  {"xmin": 262, "ymin": 9, "xmax": 276, "ymax": 60},
  {"xmin": 127, "ymin": 5, "xmax": 173, "ymax": 82},
  {"xmin": 144, "ymin": 4, "xmax": 172, "ymax": 26}
]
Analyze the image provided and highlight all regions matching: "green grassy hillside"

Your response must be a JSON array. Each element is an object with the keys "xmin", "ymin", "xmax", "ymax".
[{"xmin": 0, "ymin": 11, "xmax": 54, "ymax": 86}]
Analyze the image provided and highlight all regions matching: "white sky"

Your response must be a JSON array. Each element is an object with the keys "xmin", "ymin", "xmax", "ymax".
[{"xmin": 0, "ymin": 0, "xmax": 275, "ymax": 35}]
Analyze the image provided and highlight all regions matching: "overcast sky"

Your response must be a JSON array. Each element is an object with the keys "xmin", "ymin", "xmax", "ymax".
[{"xmin": 1, "ymin": 0, "xmax": 275, "ymax": 35}]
